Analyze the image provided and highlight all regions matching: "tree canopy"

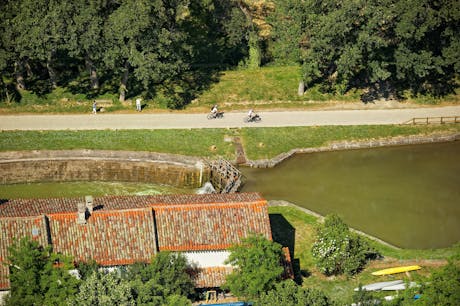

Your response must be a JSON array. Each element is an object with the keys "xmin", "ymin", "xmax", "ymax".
[
  {"xmin": 269, "ymin": 0, "xmax": 460, "ymax": 99},
  {"xmin": 223, "ymin": 234, "xmax": 285, "ymax": 300},
  {"xmin": 127, "ymin": 251, "xmax": 193, "ymax": 305},
  {"xmin": 256, "ymin": 280, "xmax": 333, "ymax": 306},
  {"xmin": 0, "ymin": 0, "xmax": 252, "ymax": 108},
  {"xmin": 0, "ymin": 0, "xmax": 458, "ymax": 107},
  {"xmin": 4, "ymin": 237, "xmax": 79, "ymax": 306}
]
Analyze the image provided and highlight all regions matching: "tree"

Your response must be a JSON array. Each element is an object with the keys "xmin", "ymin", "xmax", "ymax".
[
  {"xmin": 256, "ymin": 280, "xmax": 332, "ymax": 306},
  {"xmin": 127, "ymin": 252, "xmax": 193, "ymax": 305},
  {"xmin": 268, "ymin": 0, "xmax": 308, "ymax": 66},
  {"xmin": 311, "ymin": 214, "xmax": 374, "ymax": 276},
  {"xmin": 5, "ymin": 237, "xmax": 49, "ymax": 305},
  {"xmin": 40, "ymin": 253, "xmax": 80, "ymax": 306},
  {"xmin": 421, "ymin": 262, "xmax": 460, "ymax": 306},
  {"xmin": 67, "ymin": 0, "xmax": 118, "ymax": 90},
  {"xmin": 70, "ymin": 270, "xmax": 135, "ymax": 306},
  {"xmin": 103, "ymin": 0, "xmax": 191, "ymax": 103},
  {"xmin": 223, "ymin": 234, "xmax": 284, "ymax": 300},
  {"xmin": 280, "ymin": 0, "xmax": 460, "ymax": 99},
  {"xmin": 4, "ymin": 237, "xmax": 80, "ymax": 306}
]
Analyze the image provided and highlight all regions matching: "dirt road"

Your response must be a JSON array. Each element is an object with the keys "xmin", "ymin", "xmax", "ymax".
[{"xmin": 0, "ymin": 106, "xmax": 459, "ymax": 130}]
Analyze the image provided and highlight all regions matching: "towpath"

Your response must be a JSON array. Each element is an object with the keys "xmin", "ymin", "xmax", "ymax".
[{"xmin": 0, "ymin": 105, "xmax": 459, "ymax": 130}]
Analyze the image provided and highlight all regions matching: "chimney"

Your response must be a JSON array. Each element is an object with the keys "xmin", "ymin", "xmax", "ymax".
[
  {"xmin": 85, "ymin": 195, "xmax": 94, "ymax": 213},
  {"xmin": 77, "ymin": 202, "xmax": 87, "ymax": 224}
]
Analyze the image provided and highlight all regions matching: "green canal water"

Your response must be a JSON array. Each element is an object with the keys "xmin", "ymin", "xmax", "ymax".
[
  {"xmin": 240, "ymin": 141, "xmax": 460, "ymax": 249},
  {"xmin": 0, "ymin": 181, "xmax": 194, "ymax": 199}
]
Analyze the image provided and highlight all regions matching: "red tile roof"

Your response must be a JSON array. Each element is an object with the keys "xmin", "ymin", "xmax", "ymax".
[
  {"xmin": 189, "ymin": 267, "xmax": 233, "ymax": 288},
  {"xmin": 0, "ymin": 193, "xmax": 265, "ymax": 217},
  {"xmin": 0, "ymin": 193, "xmax": 270, "ymax": 290},
  {"xmin": 47, "ymin": 208, "xmax": 157, "ymax": 266},
  {"xmin": 155, "ymin": 201, "xmax": 271, "ymax": 251}
]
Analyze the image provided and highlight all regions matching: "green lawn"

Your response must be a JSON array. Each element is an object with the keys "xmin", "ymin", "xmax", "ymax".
[
  {"xmin": 0, "ymin": 129, "xmax": 236, "ymax": 159},
  {"xmin": 1, "ymin": 125, "xmax": 459, "ymax": 161},
  {"xmin": 241, "ymin": 124, "xmax": 460, "ymax": 160},
  {"xmin": 268, "ymin": 205, "xmax": 460, "ymax": 304}
]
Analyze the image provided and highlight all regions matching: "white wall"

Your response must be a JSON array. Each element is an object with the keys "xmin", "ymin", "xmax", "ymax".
[
  {"xmin": 183, "ymin": 251, "xmax": 231, "ymax": 268},
  {"xmin": 0, "ymin": 291, "xmax": 9, "ymax": 305}
]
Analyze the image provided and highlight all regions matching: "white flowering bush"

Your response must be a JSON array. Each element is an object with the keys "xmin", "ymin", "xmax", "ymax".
[{"xmin": 311, "ymin": 214, "xmax": 373, "ymax": 276}]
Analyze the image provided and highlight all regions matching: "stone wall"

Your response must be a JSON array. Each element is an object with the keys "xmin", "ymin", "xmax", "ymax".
[
  {"xmin": 0, "ymin": 150, "xmax": 210, "ymax": 188},
  {"xmin": 247, "ymin": 132, "xmax": 460, "ymax": 168}
]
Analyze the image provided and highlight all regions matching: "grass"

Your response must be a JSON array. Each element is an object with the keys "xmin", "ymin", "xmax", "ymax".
[
  {"xmin": 0, "ymin": 129, "xmax": 236, "ymax": 159},
  {"xmin": 191, "ymin": 66, "xmax": 363, "ymax": 110},
  {"xmin": 268, "ymin": 205, "xmax": 460, "ymax": 303},
  {"xmin": 1, "ymin": 125, "xmax": 459, "ymax": 161},
  {"xmin": 2, "ymin": 66, "xmax": 457, "ymax": 114},
  {"xmin": 241, "ymin": 124, "xmax": 460, "ymax": 160}
]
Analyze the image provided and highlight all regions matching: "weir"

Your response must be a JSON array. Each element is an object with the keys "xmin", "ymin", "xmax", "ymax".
[{"xmin": 0, "ymin": 150, "xmax": 210, "ymax": 189}]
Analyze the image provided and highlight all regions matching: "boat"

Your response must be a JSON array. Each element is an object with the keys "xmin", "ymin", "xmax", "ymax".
[
  {"xmin": 371, "ymin": 265, "xmax": 421, "ymax": 276},
  {"xmin": 354, "ymin": 280, "xmax": 403, "ymax": 291},
  {"xmin": 381, "ymin": 282, "xmax": 418, "ymax": 291}
]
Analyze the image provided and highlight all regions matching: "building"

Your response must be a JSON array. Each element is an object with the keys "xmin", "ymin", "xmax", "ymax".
[{"xmin": 0, "ymin": 192, "xmax": 274, "ymax": 291}]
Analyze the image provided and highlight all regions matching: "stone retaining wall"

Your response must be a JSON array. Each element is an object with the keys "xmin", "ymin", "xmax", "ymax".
[
  {"xmin": 0, "ymin": 150, "xmax": 210, "ymax": 188},
  {"xmin": 247, "ymin": 132, "xmax": 460, "ymax": 168}
]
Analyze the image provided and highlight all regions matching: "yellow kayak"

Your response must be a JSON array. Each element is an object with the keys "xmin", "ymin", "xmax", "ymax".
[{"xmin": 372, "ymin": 265, "xmax": 421, "ymax": 276}]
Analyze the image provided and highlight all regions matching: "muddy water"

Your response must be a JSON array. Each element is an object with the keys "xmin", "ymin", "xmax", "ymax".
[{"xmin": 240, "ymin": 141, "xmax": 460, "ymax": 249}]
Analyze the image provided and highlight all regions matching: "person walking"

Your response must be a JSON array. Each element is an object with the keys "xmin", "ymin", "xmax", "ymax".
[
  {"xmin": 136, "ymin": 98, "xmax": 142, "ymax": 112},
  {"xmin": 92, "ymin": 101, "xmax": 97, "ymax": 114}
]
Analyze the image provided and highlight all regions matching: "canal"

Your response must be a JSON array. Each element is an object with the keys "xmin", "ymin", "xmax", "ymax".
[
  {"xmin": 1, "ymin": 141, "xmax": 459, "ymax": 249},
  {"xmin": 240, "ymin": 141, "xmax": 460, "ymax": 249}
]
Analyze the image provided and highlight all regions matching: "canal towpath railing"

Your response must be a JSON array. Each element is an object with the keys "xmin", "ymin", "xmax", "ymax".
[{"xmin": 402, "ymin": 116, "xmax": 460, "ymax": 125}]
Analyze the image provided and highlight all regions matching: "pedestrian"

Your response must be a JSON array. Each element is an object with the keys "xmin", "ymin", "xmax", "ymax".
[
  {"xmin": 136, "ymin": 98, "xmax": 142, "ymax": 112},
  {"xmin": 92, "ymin": 101, "xmax": 97, "ymax": 114}
]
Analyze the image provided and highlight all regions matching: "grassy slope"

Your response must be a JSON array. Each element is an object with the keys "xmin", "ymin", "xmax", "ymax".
[
  {"xmin": 1, "ymin": 125, "xmax": 459, "ymax": 161},
  {"xmin": 269, "ymin": 206, "xmax": 460, "ymax": 303},
  {"xmin": 1, "ymin": 66, "xmax": 458, "ymax": 114}
]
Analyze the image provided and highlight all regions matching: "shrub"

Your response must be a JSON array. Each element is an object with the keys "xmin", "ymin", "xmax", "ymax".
[{"xmin": 311, "ymin": 214, "xmax": 374, "ymax": 276}]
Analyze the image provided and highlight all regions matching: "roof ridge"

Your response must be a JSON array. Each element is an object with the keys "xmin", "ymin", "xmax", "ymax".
[{"xmin": 153, "ymin": 200, "xmax": 267, "ymax": 210}]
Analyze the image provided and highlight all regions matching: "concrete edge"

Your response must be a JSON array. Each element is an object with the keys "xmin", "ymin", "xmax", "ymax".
[{"xmin": 246, "ymin": 132, "xmax": 460, "ymax": 168}]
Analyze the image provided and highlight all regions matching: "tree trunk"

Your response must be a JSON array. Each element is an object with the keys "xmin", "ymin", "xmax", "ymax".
[
  {"xmin": 119, "ymin": 62, "xmax": 129, "ymax": 102},
  {"xmin": 85, "ymin": 55, "xmax": 99, "ymax": 89},
  {"xmin": 47, "ymin": 54, "xmax": 58, "ymax": 88},
  {"xmin": 24, "ymin": 59, "xmax": 32, "ymax": 77},
  {"xmin": 14, "ymin": 60, "xmax": 26, "ymax": 90},
  {"xmin": 298, "ymin": 80, "xmax": 305, "ymax": 96}
]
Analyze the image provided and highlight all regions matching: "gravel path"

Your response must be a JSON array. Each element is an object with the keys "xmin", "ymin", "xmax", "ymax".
[{"xmin": 0, "ymin": 106, "xmax": 459, "ymax": 130}]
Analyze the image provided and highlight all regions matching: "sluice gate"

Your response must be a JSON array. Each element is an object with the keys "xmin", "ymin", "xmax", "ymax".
[{"xmin": 208, "ymin": 159, "xmax": 244, "ymax": 193}]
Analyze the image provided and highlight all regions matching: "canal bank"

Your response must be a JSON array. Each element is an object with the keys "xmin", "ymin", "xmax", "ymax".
[{"xmin": 245, "ymin": 132, "xmax": 460, "ymax": 167}]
